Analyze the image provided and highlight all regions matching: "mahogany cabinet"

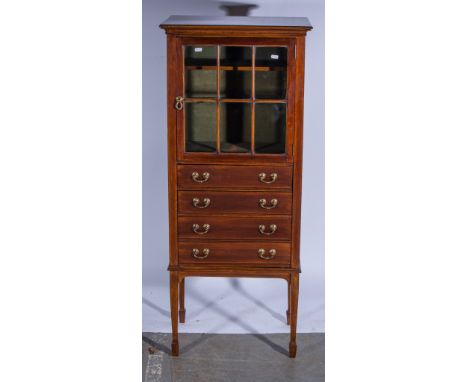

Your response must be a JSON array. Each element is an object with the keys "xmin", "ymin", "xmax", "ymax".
[{"xmin": 160, "ymin": 15, "xmax": 312, "ymax": 358}]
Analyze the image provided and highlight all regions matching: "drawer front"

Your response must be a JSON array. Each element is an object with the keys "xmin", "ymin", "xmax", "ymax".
[
  {"xmin": 178, "ymin": 216, "xmax": 292, "ymax": 240},
  {"xmin": 178, "ymin": 191, "xmax": 292, "ymax": 215},
  {"xmin": 178, "ymin": 242, "xmax": 291, "ymax": 266},
  {"xmin": 177, "ymin": 165, "xmax": 293, "ymax": 190}
]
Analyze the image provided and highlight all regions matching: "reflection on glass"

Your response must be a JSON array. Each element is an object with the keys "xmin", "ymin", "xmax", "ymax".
[
  {"xmin": 183, "ymin": 45, "xmax": 289, "ymax": 156},
  {"xmin": 220, "ymin": 103, "xmax": 251, "ymax": 153},
  {"xmin": 185, "ymin": 103, "xmax": 216, "ymax": 152},
  {"xmin": 254, "ymin": 103, "xmax": 286, "ymax": 154},
  {"xmin": 184, "ymin": 46, "xmax": 217, "ymax": 98},
  {"xmin": 220, "ymin": 46, "xmax": 252, "ymax": 99},
  {"xmin": 255, "ymin": 47, "xmax": 287, "ymax": 99}
]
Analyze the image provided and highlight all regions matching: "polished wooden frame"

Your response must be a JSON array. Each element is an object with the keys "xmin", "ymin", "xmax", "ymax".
[
  {"xmin": 176, "ymin": 37, "xmax": 294, "ymax": 163},
  {"xmin": 161, "ymin": 22, "xmax": 310, "ymax": 358}
]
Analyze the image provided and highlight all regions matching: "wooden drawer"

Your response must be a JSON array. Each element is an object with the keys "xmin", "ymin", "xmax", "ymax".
[
  {"xmin": 178, "ymin": 241, "xmax": 291, "ymax": 266},
  {"xmin": 177, "ymin": 165, "xmax": 293, "ymax": 190},
  {"xmin": 178, "ymin": 190, "xmax": 292, "ymax": 215},
  {"xmin": 178, "ymin": 215, "xmax": 292, "ymax": 241}
]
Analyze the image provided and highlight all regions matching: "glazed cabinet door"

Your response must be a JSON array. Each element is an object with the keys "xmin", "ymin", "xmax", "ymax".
[{"xmin": 174, "ymin": 37, "xmax": 296, "ymax": 163}]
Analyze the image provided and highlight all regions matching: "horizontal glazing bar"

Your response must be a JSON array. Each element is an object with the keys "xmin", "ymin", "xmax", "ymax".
[
  {"xmin": 219, "ymin": 99, "xmax": 287, "ymax": 103},
  {"xmin": 219, "ymin": 99, "xmax": 251, "ymax": 103},
  {"xmin": 186, "ymin": 65, "xmax": 285, "ymax": 72},
  {"xmin": 184, "ymin": 98, "xmax": 288, "ymax": 103},
  {"xmin": 185, "ymin": 98, "xmax": 217, "ymax": 103},
  {"xmin": 185, "ymin": 98, "xmax": 287, "ymax": 103},
  {"xmin": 254, "ymin": 99, "xmax": 287, "ymax": 103}
]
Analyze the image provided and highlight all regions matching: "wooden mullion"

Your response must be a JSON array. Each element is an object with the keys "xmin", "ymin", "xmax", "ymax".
[
  {"xmin": 251, "ymin": 45, "xmax": 256, "ymax": 156},
  {"xmin": 216, "ymin": 44, "xmax": 221, "ymax": 153}
]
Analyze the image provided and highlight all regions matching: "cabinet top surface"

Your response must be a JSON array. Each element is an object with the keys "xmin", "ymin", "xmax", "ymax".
[{"xmin": 160, "ymin": 15, "xmax": 312, "ymax": 29}]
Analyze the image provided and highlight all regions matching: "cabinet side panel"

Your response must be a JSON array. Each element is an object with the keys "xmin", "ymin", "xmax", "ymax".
[
  {"xmin": 167, "ymin": 35, "xmax": 179, "ymax": 267},
  {"xmin": 291, "ymin": 36, "xmax": 306, "ymax": 271}
]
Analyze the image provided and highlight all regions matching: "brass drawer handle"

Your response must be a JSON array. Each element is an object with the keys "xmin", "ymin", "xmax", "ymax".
[
  {"xmin": 258, "ymin": 172, "xmax": 277, "ymax": 184},
  {"xmin": 192, "ymin": 197, "xmax": 211, "ymax": 208},
  {"xmin": 192, "ymin": 223, "xmax": 210, "ymax": 235},
  {"xmin": 259, "ymin": 198, "xmax": 278, "ymax": 209},
  {"xmin": 258, "ymin": 224, "xmax": 277, "ymax": 236},
  {"xmin": 192, "ymin": 248, "xmax": 210, "ymax": 259},
  {"xmin": 175, "ymin": 96, "xmax": 184, "ymax": 110},
  {"xmin": 191, "ymin": 172, "xmax": 210, "ymax": 183},
  {"xmin": 258, "ymin": 248, "xmax": 277, "ymax": 260}
]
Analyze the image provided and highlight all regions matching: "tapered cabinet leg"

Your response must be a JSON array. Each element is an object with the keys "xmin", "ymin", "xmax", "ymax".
[
  {"xmin": 179, "ymin": 277, "xmax": 186, "ymax": 323},
  {"xmin": 287, "ymin": 277, "xmax": 291, "ymax": 325},
  {"xmin": 289, "ymin": 273, "xmax": 299, "ymax": 358},
  {"xmin": 170, "ymin": 271, "xmax": 179, "ymax": 356}
]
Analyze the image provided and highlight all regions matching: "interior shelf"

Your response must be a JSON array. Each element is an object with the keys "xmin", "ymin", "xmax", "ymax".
[
  {"xmin": 254, "ymin": 142, "xmax": 286, "ymax": 154},
  {"xmin": 185, "ymin": 141, "xmax": 286, "ymax": 154},
  {"xmin": 185, "ymin": 141, "xmax": 217, "ymax": 152}
]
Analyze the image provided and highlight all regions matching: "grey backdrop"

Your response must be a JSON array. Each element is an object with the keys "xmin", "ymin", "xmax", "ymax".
[{"xmin": 143, "ymin": 0, "xmax": 324, "ymax": 333}]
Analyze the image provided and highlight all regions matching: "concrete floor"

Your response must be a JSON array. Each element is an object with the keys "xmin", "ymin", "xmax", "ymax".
[{"xmin": 142, "ymin": 332, "xmax": 324, "ymax": 382}]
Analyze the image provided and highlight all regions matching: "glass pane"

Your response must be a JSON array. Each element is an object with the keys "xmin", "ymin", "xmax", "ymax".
[
  {"xmin": 184, "ymin": 46, "xmax": 217, "ymax": 98},
  {"xmin": 220, "ymin": 103, "xmax": 251, "ymax": 153},
  {"xmin": 185, "ymin": 102, "xmax": 216, "ymax": 152},
  {"xmin": 255, "ymin": 47, "xmax": 287, "ymax": 99},
  {"xmin": 254, "ymin": 103, "xmax": 286, "ymax": 154},
  {"xmin": 220, "ymin": 46, "xmax": 252, "ymax": 99}
]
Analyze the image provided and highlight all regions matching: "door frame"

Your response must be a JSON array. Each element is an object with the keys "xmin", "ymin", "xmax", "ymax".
[{"xmin": 173, "ymin": 36, "xmax": 297, "ymax": 164}]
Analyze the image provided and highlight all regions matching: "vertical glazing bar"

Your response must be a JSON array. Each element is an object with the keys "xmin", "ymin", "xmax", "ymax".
[
  {"xmin": 250, "ymin": 46, "xmax": 256, "ymax": 155},
  {"xmin": 181, "ymin": 45, "xmax": 185, "ymax": 154},
  {"xmin": 216, "ymin": 45, "xmax": 221, "ymax": 153}
]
